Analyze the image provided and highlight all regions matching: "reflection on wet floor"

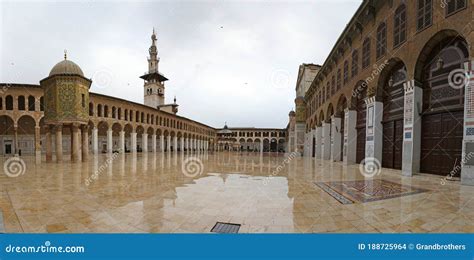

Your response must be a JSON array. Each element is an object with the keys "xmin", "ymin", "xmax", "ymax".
[{"xmin": 0, "ymin": 152, "xmax": 473, "ymax": 233}]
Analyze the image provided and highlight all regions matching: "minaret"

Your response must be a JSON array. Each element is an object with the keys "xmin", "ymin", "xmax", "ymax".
[{"xmin": 141, "ymin": 28, "xmax": 168, "ymax": 108}]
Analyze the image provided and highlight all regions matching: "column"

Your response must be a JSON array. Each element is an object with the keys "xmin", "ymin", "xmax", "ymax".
[
  {"xmin": 107, "ymin": 128, "xmax": 113, "ymax": 153},
  {"xmin": 71, "ymin": 124, "xmax": 80, "ymax": 162},
  {"xmin": 331, "ymin": 116, "xmax": 342, "ymax": 162},
  {"xmin": 131, "ymin": 131, "xmax": 137, "ymax": 153},
  {"xmin": 321, "ymin": 122, "xmax": 330, "ymax": 160},
  {"xmin": 92, "ymin": 126, "xmax": 98, "ymax": 155},
  {"xmin": 173, "ymin": 136, "xmax": 178, "ymax": 153},
  {"xmin": 13, "ymin": 126, "xmax": 18, "ymax": 156},
  {"xmin": 34, "ymin": 125, "xmax": 41, "ymax": 163},
  {"xmin": 45, "ymin": 125, "xmax": 52, "ymax": 162},
  {"xmin": 82, "ymin": 125, "xmax": 89, "ymax": 162},
  {"xmin": 365, "ymin": 96, "xmax": 383, "ymax": 164},
  {"xmin": 152, "ymin": 134, "xmax": 157, "ymax": 153},
  {"xmin": 167, "ymin": 135, "xmax": 171, "ymax": 152},
  {"xmin": 186, "ymin": 138, "xmax": 190, "ymax": 152},
  {"xmin": 142, "ymin": 133, "xmax": 148, "ymax": 153},
  {"xmin": 180, "ymin": 137, "xmax": 184, "ymax": 152},
  {"xmin": 315, "ymin": 126, "xmax": 322, "ymax": 159},
  {"xmin": 160, "ymin": 135, "xmax": 164, "ymax": 152},
  {"xmin": 402, "ymin": 80, "xmax": 422, "ymax": 176},
  {"xmin": 55, "ymin": 125, "xmax": 63, "ymax": 162},
  {"xmin": 344, "ymin": 109, "xmax": 357, "ymax": 165},
  {"xmin": 461, "ymin": 60, "xmax": 474, "ymax": 185},
  {"xmin": 119, "ymin": 131, "xmax": 125, "ymax": 153}
]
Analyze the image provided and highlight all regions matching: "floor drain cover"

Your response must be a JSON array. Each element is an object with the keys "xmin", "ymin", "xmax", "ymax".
[{"xmin": 211, "ymin": 222, "xmax": 241, "ymax": 233}]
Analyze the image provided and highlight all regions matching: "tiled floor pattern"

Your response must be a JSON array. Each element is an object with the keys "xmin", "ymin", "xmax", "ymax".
[
  {"xmin": 0, "ymin": 152, "xmax": 473, "ymax": 233},
  {"xmin": 316, "ymin": 180, "xmax": 429, "ymax": 204}
]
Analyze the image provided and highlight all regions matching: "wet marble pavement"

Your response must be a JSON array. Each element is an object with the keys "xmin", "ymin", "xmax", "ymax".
[{"xmin": 0, "ymin": 152, "xmax": 473, "ymax": 233}]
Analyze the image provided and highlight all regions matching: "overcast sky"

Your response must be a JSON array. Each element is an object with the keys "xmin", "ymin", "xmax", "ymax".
[{"xmin": 1, "ymin": 0, "xmax": 361, "ymax": 128}]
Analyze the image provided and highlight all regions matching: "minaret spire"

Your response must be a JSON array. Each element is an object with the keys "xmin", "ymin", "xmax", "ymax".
[{"xmin": 148, "ymin": 28, "xmax": 159, "ymax": 73}]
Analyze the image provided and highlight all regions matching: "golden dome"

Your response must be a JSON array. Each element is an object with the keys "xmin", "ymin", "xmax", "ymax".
[{"xmin": 49, "ymin": 59, "xmax": 84, "ymax": 77}]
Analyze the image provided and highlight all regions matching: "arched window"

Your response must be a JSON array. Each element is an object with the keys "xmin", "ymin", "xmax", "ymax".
[
  {"xmin": 351, "ymin": 50, "xmax": 359, "ymax": 77},
  {"xmin": 394, "ymin": 4, "xmax": 407, "ymax": 48},
  {"xmin": 343, "ymin": 60, "xmax": 349, "ymax": 84},
  {"xmin": 0, "ymin": 97, "xmax": 2, "ymax": 110},
  {"xmin": 362, "ymin": 38, "xmax": 371, "ymax": 69},
  {"xmin": 376, "ymin": 23, "xmax": 387, "ymax": 59},
  {"xmin": 89, "ymin": 103, "xmax": 94, "ymax": 116},
  {"xmin": 336, "ymin": 69, "xmax": 342, "ymax": 90},
  {"xmin": 118, "ymin": 108, "xmax": 121, "ymax": 120},
  {"xmin": 28, "ymin": 96, "xmax": 35, "ymax": 111},
  {"xmin": 136, "ymin": 111, "xmax": 139, "ymax": 122},
  {"xmin": 97, "ymin": 104, "xmax": 102, "ymax": 117},
  {"xmin": 6, "ymin": 96, "xmax": 13, "ymax": 110},
  {"xmin": 104, "ymin": 105, "xmax": 109, "ymax": 117},
  {"xmin": 326, "ymin": 83, "xmax": 330, "ymax": 100},
  {"xmin": 331, "ymin": 75, "xmax": 336, "ymax": 95},
  {"xmin": 18, "ymin": 96, "xmax": 25, "ymax": 110},
  {"xmin": 417, "ymin": 0, "xmax": 432, "ymax": 31},
  {"xmin": 112, "ymin": 107, "xmax": 116, "ymax": 118},
  {"xmin": 141, "ymin": 112, "xmax": 144, "ymax": 123},
  {"xmin": 40, "ymin": 96, "xmax": 44, "ymax": 111},
  {"xmin": 125, "ymin": 109, "xmax": 128, "ymax": 121},
  {"xmin": 445, "ymin": 0, "xmax": 466, "ymax": 16}
]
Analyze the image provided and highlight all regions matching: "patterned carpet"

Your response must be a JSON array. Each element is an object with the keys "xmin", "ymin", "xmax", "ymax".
[{"xmin": 316, "ymin": 179, "xmax": 428, "ymax": 204}]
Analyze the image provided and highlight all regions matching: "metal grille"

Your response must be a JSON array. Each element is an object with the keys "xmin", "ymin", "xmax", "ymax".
[{"xmin": 211, "ymin": 222, "xmax": 240, "ymax": 233}]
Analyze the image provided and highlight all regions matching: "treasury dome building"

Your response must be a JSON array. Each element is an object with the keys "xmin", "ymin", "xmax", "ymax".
[
  {"xmin": 0, "ymin": 30, "xmax": 218, "ymax": 161},
  {"xmin": 301, "ymin": 0, "xmax": 474, "ymax": 185}
]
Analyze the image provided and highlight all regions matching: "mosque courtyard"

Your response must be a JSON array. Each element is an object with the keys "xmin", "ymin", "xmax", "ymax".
[{"xmin": 1, "ymin": 152, "xmax": 473, "ymax": 234}]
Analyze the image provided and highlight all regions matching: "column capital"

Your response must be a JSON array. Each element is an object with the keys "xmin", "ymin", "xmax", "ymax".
[
  {"xmin": 54, "ymin": 124, "xmax": 63, "ymax": 131},
  {"xmin": 403, "ymin": 79, "xmax": 422, "ymax": 93}
]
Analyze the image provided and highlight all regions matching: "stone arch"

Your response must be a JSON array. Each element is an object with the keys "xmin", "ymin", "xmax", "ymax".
[
  {"xmin": 335, "ymin": 94, "xmax": 348, "ymax": 118},
  {"xmin": 375, "ymin": 57, "xmax": 407, "ymax": 99},
  {"xmin": 0, "ymin": 115, "xmax": 16, "ymax": 155},
  {"xmin": 326, "ymin": 103, "xmax": 334, "ymax": 122},
  {"xmin": 413, "ymin": 29, "xmax": 469, "ymax": 83},
  {"xmin": 27, "ymin": 95, "xmax": 35, "ymax": 111},
  {"xmin": 17, "ymin": 95, "xmax": 25, "ymax": 110},
  {"xmin": 318, "ymin": 110, "xmax": 325, "ymax": 126},
  {"xmin": 414, "ymin": 30, "xmax": 469, "ymax": 175},
  {"xmin": 350, "ymin": 80, "xmax": 367, "ymax": 109}
]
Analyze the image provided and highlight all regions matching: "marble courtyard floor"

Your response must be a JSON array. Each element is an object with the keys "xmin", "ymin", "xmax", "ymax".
[{"xmin": 0, "ymin": 152, "xmax": 473, "ymax": 233}]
